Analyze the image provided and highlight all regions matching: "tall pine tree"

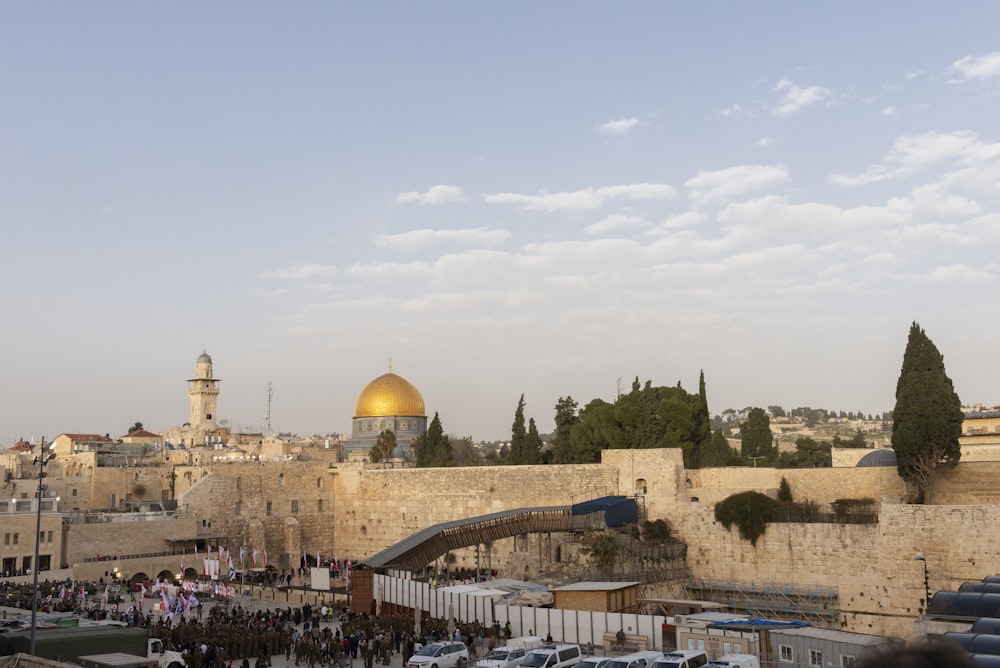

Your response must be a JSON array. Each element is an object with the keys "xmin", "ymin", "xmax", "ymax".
[
  {"xmin": 891, "ymin": 322, "xmax": 962, "ymax": 503},
  {"xmin": 509, "ymin": 394, "xmax": 528, "ymax": 464},
  {"xmin": 551, "ymin": 396, "xmax": 579, "ymax": 464},
  {"xmin": 740, "ymin": 407, "xmax": 776, "ymax": 464}
]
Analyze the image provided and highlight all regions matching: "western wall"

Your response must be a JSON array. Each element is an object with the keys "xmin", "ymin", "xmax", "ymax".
[{"xmin": 161, "ymin": 448, "xmax": 1000, "ymax": 641}]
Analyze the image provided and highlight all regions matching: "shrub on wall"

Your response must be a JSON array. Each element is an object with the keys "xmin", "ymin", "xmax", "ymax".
[
  {"xmin": 778, "ymin": 477, "xmax": 793, "ymax": 502},
  {"xmin": 714, "ymin": 491, "xmax": 782, "ymax": 546}
]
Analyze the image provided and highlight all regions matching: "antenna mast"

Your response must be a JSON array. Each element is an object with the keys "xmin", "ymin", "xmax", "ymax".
[{"xmin": 265, "ymin": 381, "xmax": 274, "ymax": 437}]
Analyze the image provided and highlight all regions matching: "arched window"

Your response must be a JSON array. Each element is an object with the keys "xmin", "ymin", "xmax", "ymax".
[
  {"xmin": 236, "ymin": 477, "xmax": 242, "ymax": 490},
  {"xmin": 317, "ymin": 477, "xmax": 323, "ymax": 489},
  {"xmin": 635, "ymin": 478, "xmax": 647, "ymax": 494}
]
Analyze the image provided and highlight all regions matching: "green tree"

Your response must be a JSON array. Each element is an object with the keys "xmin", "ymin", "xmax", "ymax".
[
  {"xmin": 509, "ymin": 394, "xmax": 529, "ymax": 464},
  {"xmin": 699, "ymin": 430, "xmax": 740, "ymax": 467},
  {"xmin": 128, "ymin": 421, "xmax": 144, "ymax": 433},
  {"xmin": 776, "ymin": 436, "xmax": 832, "ymax": 468},
  {"xmin": 740, "ymin": 407, "xmax": 776, "ymax": 464},
  {"xmin": 449, "ymin": 436, "xmax": 481, "ymax": 466},
  {"xmin": 524, "ymin": 418, "xmax": 543, "ymax": 465},
  {"xmin": 777, "ymin": 477, "xmax": 793, "ymax": 502},
  {"xmin": 891, "ymin": 322, "xmax": 962, "ymax": 503},
  {"xmin": 583, "ymin": 533, "xmax": 621, "ymax": 579},
  {"xmin": 414, "ymin": 412, "xmax": 453, "ymax": 467},
  {"xmin": 551, "ymin": 396, "xmax": 580, "ymax": 464},
  {"xmin": 370, "ymin": 429, "xmax": 396, "ymax": 463}
]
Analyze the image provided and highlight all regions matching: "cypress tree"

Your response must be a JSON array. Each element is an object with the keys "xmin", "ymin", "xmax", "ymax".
[
  {"xmin": 509, "ymin": 394, "xmax": 528, "ymax": 464},
  {"xmin": 891, "ymin": 322, "xmax": 962, "ymax": 503}
]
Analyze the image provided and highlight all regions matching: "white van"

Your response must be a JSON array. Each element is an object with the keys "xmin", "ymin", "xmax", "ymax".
[
  {"xmin": 649, "ymin": 650, "xmax": 708, "ymax": 668},
  {"xmin": 707, "ymin": 656, "xmax": 758, "ymax": 668},
  {"xmin": 604, "ymin": 651, "xmax": 665, "ymax": 668},
  {"xmin": 520, "ymin": 644, "xmax": 582, "ymax": 668},
  {"xmin": 477, "ymin": 637, "xmax": 544, "ymax": 668}
]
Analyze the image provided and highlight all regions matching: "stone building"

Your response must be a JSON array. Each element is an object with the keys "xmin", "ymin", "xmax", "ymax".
[
  {"xmin": 162, "ymin": 352, "xmax": 236, "ymax": 449},
  {"xmin": 344, "ymin": 367, "xmax": 428, "ymax": 461}
]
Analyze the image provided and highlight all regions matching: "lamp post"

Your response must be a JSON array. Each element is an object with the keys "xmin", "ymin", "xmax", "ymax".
[
  {"xmin": 913, "ymin": 554, "xmax": 931, "ymax": 613},
  {"xmin": 30, "ymin": 438, "xmax": 56, "ymax": 655}
]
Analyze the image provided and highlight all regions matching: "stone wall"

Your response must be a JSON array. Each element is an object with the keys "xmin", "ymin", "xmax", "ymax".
[
  {"xmin": 134, "ymin": 449, "xmax": 1000, "ymax": 641},
  {"xmin": 64, "ymin": 516, "xmax": 200, "ymax": 566}
]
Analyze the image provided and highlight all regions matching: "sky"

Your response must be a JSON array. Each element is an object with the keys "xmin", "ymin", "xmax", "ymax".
[{"xmin": 2, "ymin": 2, "xmax": 1000, "ymax": 444}]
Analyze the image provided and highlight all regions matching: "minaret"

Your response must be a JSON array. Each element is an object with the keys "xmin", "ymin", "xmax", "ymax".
[{"xmin": 187, "ymin": 351, "xmax": 220, "ymax": 430}]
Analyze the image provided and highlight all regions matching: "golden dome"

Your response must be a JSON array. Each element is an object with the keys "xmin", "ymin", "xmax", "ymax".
[{"xmin": 354, "ymin": 372, "xmax": 426, "ymax": 418}]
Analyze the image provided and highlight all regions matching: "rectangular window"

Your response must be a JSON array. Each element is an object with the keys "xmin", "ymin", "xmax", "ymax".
[
  {"xmin": 12, "ymin": 534, "xmax": 18, "ymax": 546},
  {"xmin": 841, "ymin": 656, "xmax": 855, "ymax": 668},
  {"xmin": 72, "ymin": 488, "xmax": 78, "ymax": 497},
  {"xmin": 3, "ymin": 533, "xmax": 8, "ymax": 546},
  {"xmin": 723, "ymin": 643, "xmax": 732, "ymax": 656},
  {"xmin": 235, "ymin": 501, "xmax": 242, "ymax": 516},
  {"xmin": 266, "ymin": 501, "xmax": 272, "ymax": 516},
  {"xmin": 780, "ymin": 646, "xmax": 794, "ymax": 663},
  {"xmin": 291, "ymin": 500, "xmax": 299, "ymax": 513},
  {"xmin": 47, "ymin": 531, "xmax": 53, "ymax": 543},
  {"xmin": 810, "ymin": 650, "xmax": 823, "ymax": 667},
  {"xmin": 318, "ymin": 499, "xmax": 323, "ymax": 513}
]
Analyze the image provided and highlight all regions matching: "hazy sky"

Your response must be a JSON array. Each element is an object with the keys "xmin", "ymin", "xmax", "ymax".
[{"xmin": 3, "ymin": 2, "xmax": 999, "ymax": 444}]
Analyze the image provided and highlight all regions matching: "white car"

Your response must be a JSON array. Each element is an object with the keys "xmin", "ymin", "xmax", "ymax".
[{"xmin": 408, "ymin": 642, "xmax": 470, "ymax": 668}]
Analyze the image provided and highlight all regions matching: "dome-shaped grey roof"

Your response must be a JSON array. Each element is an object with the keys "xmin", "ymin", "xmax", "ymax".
[
  {"xmin": 856, "ymin": 448, "xmax": 897, "ymax": 467},
  {"xmin": 197, "ymin": 351, "xmax": 212, "ymax": 365}
]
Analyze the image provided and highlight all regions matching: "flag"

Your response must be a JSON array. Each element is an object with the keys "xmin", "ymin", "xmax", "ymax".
[
  {"xmin": 228, "ymin": 556, "xmax": 236, "ymax": 581},
  {"xmin": 263, "ymin": 548, "xmax": 268, "ymax": 568},
  {"xmin": 203, "ymin": 557, "xmax": 209, "ymax": 578},
  {"xmin": 240, "ymin": 541, "xmax": 247, "ymax": 569},
  {"xmin": 160, "ymin": 590, "xmax": 169, "ymax": 613},
  {"xmin": 345, "ymin": 559, "xmax": 352, "ymax": 591},
  {"xmin": 102, "ymin": 585, "xmax": 109, "ymax": 607},
  {"xmin": 218, "ymin": 544, "xmax": 223, "ymax": 563},
  {"xmin": 317, "ymin": 549, "xmax": 320, "ymax": 568},
  {"xmin": 302, "ymin": 550, "xmax": 307, "ymax": 570},
  {"xmin": 252, "ymin": 548, "xmax": 257, "ymax": 568},
  {"xmin": 194, "ymin": 543, "xmax": 198, "ymax": 559}
]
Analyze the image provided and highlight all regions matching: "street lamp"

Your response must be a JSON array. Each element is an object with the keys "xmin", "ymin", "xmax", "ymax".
[
  {"xmin": 30, "ymin": 438, "xmax": 56, "ymax": 655},
  {"xmin": 913, "ymin": 554, "xmax": 931, "ymax": 613}
]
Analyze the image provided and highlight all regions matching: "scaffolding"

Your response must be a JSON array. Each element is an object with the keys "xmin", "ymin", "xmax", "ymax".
[{"xmin": 684, "ymin": 577, "xmax": 841, "ymax": 628}]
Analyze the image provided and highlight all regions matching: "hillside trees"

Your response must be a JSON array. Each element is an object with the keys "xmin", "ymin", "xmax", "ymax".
[
  {"xmin": 562, "ymin": 376, "xmax": 712, "ymax": 465},
  {"xmin": 891, "ymin": 322, "xmax": 963, "ymax": 503},
  {"xmin": 551, "ymin": 396, "xmax": 580, "ymax": 464},
  {"xmin": 370, "ymin": 429, "xmax": 397, "ymax": 463},
  {"xmin": 413, "ymin": 412, "xmax": 453, "ymax": 467},
  {"xmin": 739, "ymin": 407, "xmax": 776, "ymax": 464}
]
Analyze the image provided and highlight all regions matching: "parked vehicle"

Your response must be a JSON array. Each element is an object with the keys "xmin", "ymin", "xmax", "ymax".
[
  {"xmin": 520, "ymin": 644, "xmax": 582, "ymax": 668},
  {"xmin": 707, "ymin": 655, "xmax": 759, "ymax": 668},
  {"xmin": 577, "ymin": 659, "xmax": 612, "ymax": 668},
  {"xmin": 649, "ymin": 650, "xmax": 708, "ymax": 668},
  {"xmin": 477, "ymin": 637, "xmax": 543, "ymax": 668},
  {"xmin": 0, "ymin": 626, "xmax": 186, "ymax": 668},
  {"xmin": 408, "ymin": 642, "xmax": 470, "ymax": 668},
  {"xmin": 605, "ymin": 652, "xmax": 665, "ymax": 668}
]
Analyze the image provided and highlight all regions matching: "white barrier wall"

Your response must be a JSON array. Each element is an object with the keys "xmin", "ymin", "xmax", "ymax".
[{"xmin": 373, "ymin": 574, "xmax": 668, "ymax": 649}]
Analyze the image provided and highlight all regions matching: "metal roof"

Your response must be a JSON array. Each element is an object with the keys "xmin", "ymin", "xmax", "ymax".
[
  {"xmin": 768, "ymin": 626, "xmax": 894, "ymax": 646},
  {"xmin": 552, "ymin": 582, "xmax": 641, "ymax": 592}
]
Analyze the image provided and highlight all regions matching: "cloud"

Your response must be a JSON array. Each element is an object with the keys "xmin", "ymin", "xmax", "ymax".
[
  {"xmin": 375, "ymin": 228, "xmax": 511, "ymax": 251},
  {"xmin": 881, "ymin": 106, "xmax": 897, "ymax": 117},
  {"xmin": 905, "ymin": 69, "xmax": 926, "ymax": 81},
  {"xmin": 685, "ymin": 165, "xmax": 790, "ymax": 202},
  {"xmin": 484, "ymin": 183, "xmax": 676, "ymax": 214},
  {"xmin": 770, "ymin": 78, "xmax": 831, "ymax": 116},
  {"xmin": 584, "ymin": 214, "xmax": 648, "ymax": 234},
  {"xmin": 829, "ymin": 131, "xmax": 1000, "ymax": 186},
  {"xmin": 598, "ymin": 117, "xmax": 648, "ymax": 135},
  {"xmin": 948, "ymin": 52, "xmax": 1000, "ymax": 82},
  {"xmin": 393, "ymin": 185, "xmax": 468, "ymax": 206},
  {"xmin": 718, "ymin": 104, "xmax": 743, "ymax": 119},
  {"xmin": 918, "ymin": 263, "xmax": 996, "ymax": 284},
  {"xmin": 756, "ymin": 137, "xmax": 775, "ymax": 148},
  {"xmin": 261, "ymin": 263, "xmax": 337, "ymax": 280}
]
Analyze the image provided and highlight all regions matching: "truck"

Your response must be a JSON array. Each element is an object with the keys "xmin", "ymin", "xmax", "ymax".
[
  {"xmin": 0, "ymin": 625, "xmax": 186, "ymax": 668},
  {"xmin": 477, "ymin": 636, "xmax": 543, "ymax": 668}
]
